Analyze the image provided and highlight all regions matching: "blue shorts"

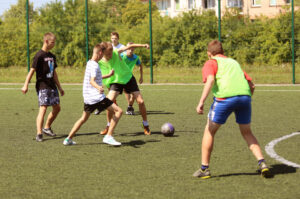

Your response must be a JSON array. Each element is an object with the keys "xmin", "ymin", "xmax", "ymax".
[{"xmin": 208, "ymin": 95, "xmax": 251, "ymax": 124}]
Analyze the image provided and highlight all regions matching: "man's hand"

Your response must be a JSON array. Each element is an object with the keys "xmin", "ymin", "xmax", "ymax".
[
  {"xmin": 98, "ymin": 86, "xmax": 104, "ymax": 94},
  {"xmin": 144, "ymin": 44, "xmax": 150, "ymax": 49},
  {"xmin": 59, "ymin": 88, "xmax": 65, "ymax": 96},
  {"xmin": 196, "ymin": 102, "xmax": 204, "ymax": 114},
  {"xmin": 21, "ymin": 85, "xmax": 28, "ymax": 94}
]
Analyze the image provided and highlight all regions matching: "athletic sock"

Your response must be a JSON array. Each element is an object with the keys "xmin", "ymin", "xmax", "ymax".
[
  {"xmin": 258, "ymin": 159, "xmax": 265, "ymax": 165},
  {"xmin": 143, "ymin": 121, "xmax": 149, "ymax": 127},
  {"xmin": 107, "ymin": 122, "xmax": 110, "ymax": 127},
  {"xmin": 201, "ymin": 165, "xmax": 209, "ymax": 170}
]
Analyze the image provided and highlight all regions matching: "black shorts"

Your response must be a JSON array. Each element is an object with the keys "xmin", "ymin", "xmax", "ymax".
[
  {"xmin": 84, "ymin": 98, "xmax": 113, "ymax": 113},
  {"xmin": 110, "ymin": 76, "xmax": 139, "ymax": 94}
]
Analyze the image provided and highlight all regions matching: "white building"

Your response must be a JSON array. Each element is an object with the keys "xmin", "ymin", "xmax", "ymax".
[{"xmin": 142, "ymin": 0, "xmax": 294, "ymax": 19}]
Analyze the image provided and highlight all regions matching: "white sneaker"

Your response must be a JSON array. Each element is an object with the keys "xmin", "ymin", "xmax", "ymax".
[
  {"xmin": 63, "ymin": 138, "xmax": 76, "ymax": 146},
  {"xmin": 103, "ymin": 135, "xmax": 121, "ymax": 146}
]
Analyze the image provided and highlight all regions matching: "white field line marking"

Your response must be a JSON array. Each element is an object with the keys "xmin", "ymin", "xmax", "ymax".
[
  {"xmin": 1, "ymin": 87, "xmax": 300, "ymax": 92},
  {"xmin": 265, "ymin": 132, "xmax": 300, "ymax": 168}
]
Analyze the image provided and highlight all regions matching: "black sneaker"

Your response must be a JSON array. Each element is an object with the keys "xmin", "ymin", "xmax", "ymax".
[
  {"xmin": 42, "ymin": 128, "xmax": 56, "ymax": 137},
  {"xmin": 193, "ymin": 168, "xmax": 211, "ymax": 179},
  {"xmin": 36, "ymin": 134, "xmax": 43, "ymax": 142},
  {"xmin": 258, "ymin": 162, "xmax": 272, "ymax": 178},
  {"xmin": 126, "ymin": 106, "xmax": 134, "ymax": 115},
  {"xmin": 94, "ymin": 110, "xmax": 100, "ymax": 115}
]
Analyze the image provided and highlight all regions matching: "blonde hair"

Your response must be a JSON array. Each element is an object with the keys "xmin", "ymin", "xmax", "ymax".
[{"xmin": 43, "ymin": 32, "xmax": 56, "ymax": 41}]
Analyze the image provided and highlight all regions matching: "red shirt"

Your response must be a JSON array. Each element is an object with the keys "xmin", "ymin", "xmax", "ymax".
[{"xmin": 202, "ymin": 55, "xmax": 252, "ymax": 83}]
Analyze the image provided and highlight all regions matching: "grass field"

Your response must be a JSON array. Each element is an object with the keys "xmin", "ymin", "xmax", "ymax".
[
  {"xmin": 0, "ymin": 84, "xmax": 300, "ymax": 199},
  {"xmin": 0, "ymin": 64, "xmax": 299, "ymax": 84}
]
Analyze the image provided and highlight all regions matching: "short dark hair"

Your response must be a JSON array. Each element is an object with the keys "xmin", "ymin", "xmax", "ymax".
[
  {"xmin": 207, "ymin": 40, "xmax": 224, "ymax": 56},
  {"xmin": 111, "ymin": 32, "xmax": 119, "ymax": 39}
]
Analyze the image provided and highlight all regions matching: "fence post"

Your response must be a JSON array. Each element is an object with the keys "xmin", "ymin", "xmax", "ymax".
[
  {"xmin": 149, "ymin": 0, "xmax": 153, "ymax": 84},
  {"xmin": 291, "ymin": 0, "xmax": 295, "ymax": 84},
  {"xmin": 85, "ymin": 0, "xmax": 89, "ymax": 62},
  {"xmin": 26, "ymin": 0, "xmax": 30, "ymax": 72}
]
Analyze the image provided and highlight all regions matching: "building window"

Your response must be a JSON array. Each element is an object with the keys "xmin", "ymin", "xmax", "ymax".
[
  {"xmin": 175, "ymin": 0, "xmax": 180, "ymax": 10},
  {"xmin": 157, "ymin": 0, "xmax": 170, "ymax": 11},
  {"xmin": 188, "ymin": 0, "xmax": 195, "ymax": 9},
  {"xmin": 252, "ymin": 0, "xmax": 261, "ymax": 6},
  {"xmin": 204, "ymin": 0, "xmax": 216, "ymax": 9},
  {"xmin": 227, "ymin": 0, "xmax": 242, "ymax": 8},
  {"xmin": 270, "ymin": 0, "xmax": 276, "ymax": 6}
]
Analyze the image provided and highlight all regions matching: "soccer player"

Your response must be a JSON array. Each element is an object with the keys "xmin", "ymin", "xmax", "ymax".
[
  {"xmin": 111, "ymin": 31, "xmax": 124, "ymax": 49},
  {"xmin": 99, "ymin": 42, "xmax": 151, "ymax": 135},
  {"xmin": 63, "ymin": 42, "xmax": 122, "ymax": 146},
  {"xmin": 21, "ymin": 32, "xmax": 64, "ymax": 142},
  {"xmin": 193, "ymin": 40, "xmax": 271, "ymax": 179},
  {"xmin": 94, "ymin": 32, "xmax": 124, "ymax": 115},
  {"xmin": 121, "ymin": 42, "xmax": 144, "ymax": 115}
]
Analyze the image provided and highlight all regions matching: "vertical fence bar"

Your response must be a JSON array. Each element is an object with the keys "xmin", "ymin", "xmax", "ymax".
[
  {"xmin": 291, "ymin": 0, "xmax": 295, "ymax": 84},
  {"xmin": 149, "ymin": 0, "xmax": 153, "ymax": 84},
  {"xmin": 26, "ymin": 0, "xmax": 30, "ymax": 72},
  {"xmin": 85, "ymin": 0, "xmax": 89, "ymax": 62},
  {"xmin": 218, "ymin": 0, "xmax": 221, "ymax": 41}
]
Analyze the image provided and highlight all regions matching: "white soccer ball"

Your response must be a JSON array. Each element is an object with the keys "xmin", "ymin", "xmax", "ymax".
[{"xmin": 161, "ymin": 123, "xmax": 175, "ymax": 137}]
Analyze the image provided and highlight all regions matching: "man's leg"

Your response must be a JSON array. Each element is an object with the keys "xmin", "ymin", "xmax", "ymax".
[
  {"xmin": 201, "ymin": 119, "xmax": 221, "ymax": 166},
  {"xmin": 44, "ymin": 104, "xmax": 61, "ymax": 128},
  {"xmin": 125, "ymin": 92, "xmax": 135, "ymax": 115},
  {"xmin": 100, "ymin": 90, "xmax": 119, "ymax": 135},
  {"xmin": 239, "ymin": 124, "xmax": 271, "ymax": 177},
  {"xmin": 193, "ymin": 119, "xmax": 221, "ymax": 178},
  {"xmin": 36, "ymin": 106, "xmax": 47, "ymax": 141},
  {"xmin": 102, "ymin": 103, "xmax": 122, "ymax": 146},
  {"xmin": 68, "ymin": 112, "xmax": 90, "ymax": 139},
  {"xmin": 239, "ymin": 124, "xmax": 264, "ymax": 160},
  {"xmin": 106, "ymin": 103, "xmax": 123, "ymax": 136},
  {"xmin": 132, "ymin": 91, "xmax": 151, "ymax": 135}
]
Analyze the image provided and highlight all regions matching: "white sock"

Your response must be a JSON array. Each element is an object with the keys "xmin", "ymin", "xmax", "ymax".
[
  {"xmin": 143, "ymin": 121, "xmax": 149, "ymax": 126},
  {"xmin": 107, "ymin": 122, "xmax": 110, "ymax": 126}
]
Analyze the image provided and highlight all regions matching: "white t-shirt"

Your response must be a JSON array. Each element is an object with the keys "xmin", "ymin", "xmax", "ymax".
[
  {"xmin": 83, "ymin": 60, "xmax": 105, "ymax": 105},
  {"xmin": 113, "ymin": 43, "xmax": 124, "ymax": 50}
]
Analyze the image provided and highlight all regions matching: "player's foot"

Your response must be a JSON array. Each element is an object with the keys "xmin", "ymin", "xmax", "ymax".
[
  {"xmin": 94, "ymin": 110, "xmax": 100, "ymax": 115},
  {"xmin": 36, "ymin": 134, "xmax": 43, "ymax": 142},
  {"xmin": 100, "ymin": 126, "xmax": 109, "ymax": 135},
  {"xmin": 42, "ymin": 128, "xmax": 56, "ymax": 137},
  {"xmin": 103, "ymin": 135, "xmax": 121, "ymax": 146},
  {"xmin": 63, "ymin": 138, "xmax": 76, "ymax": 146},
  {"xmin": 143, "ymin": 125, "xmax": 151, "ymax": 135},
  {"xmin": 193, "ymin": 168, "xmax": 211, "ymax": 179},
  {"xmin": 126, "ymin": 106, "xmax": 134, "ymax": 115},
  {"xmin": 258, "ymin": 162, "xmax": 272, "ymax": 178}
]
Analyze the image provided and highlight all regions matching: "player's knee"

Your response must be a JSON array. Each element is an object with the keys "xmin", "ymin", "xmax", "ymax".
[
  {"xmin": 136, "ymin": 98, "xmax": 144, "ymax": 105},
  {"xmin": 53, "ymin": 104, "xmax": 61, "ymax": 113}
]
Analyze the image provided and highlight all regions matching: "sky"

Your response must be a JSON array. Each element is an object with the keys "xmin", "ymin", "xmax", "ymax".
[{"xmin": 0, "ymin": 0, "xmax": 67, "ymax": 16}]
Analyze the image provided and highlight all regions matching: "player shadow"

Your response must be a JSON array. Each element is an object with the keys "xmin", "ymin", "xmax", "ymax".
[
  {"xmin": 212, "ymin": 164, "xmax": 296, "ymax": 179},
  {"xmin": 119, "ymin": 131, "xmax": 179, "ymax": 137},
  {"xmin": 121, "ymin": 139, "xmax": 160, "ymax": 148},
  {"xmin": 41, "ymin": 132, "xmax": 99, "ymax": 141},
  {"xmin": 132, "ymin": 110, "xmax": 174, "ymax": 115}
]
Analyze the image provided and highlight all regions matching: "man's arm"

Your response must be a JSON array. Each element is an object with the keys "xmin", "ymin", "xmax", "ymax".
[
  {"xmin": 53, "ymin": 70, "xmax": 64, "ymax": 96},
  {"xmin": 117, "ymin": 44, "xmax": 149, "ymax": 54},
  {"xmin": 90, "ymin": 77, "xmax": 104, "ymax": 94},
  {"xmin": 102, "ymin": 69, "xmax": 114, "ymax": 79},
  {"xmin": 196, "ymin": 75, "xmax": 215, "ymax": 114},
  {"xmin": 248, "ymin": 80, "xmax": 255, "ymax": 95},
  {"xmin": 21, "ymin": 68, "xmax": 35, "ymax": 94},
  {"xmin": 138, "ymin": 64, "xmax": 143, "ymax": 84}
]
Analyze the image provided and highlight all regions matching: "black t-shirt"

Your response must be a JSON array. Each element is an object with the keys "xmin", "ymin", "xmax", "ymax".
[{"xmin": 32, "ymin": 50, "xmax": 57, "ymax": 92}]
